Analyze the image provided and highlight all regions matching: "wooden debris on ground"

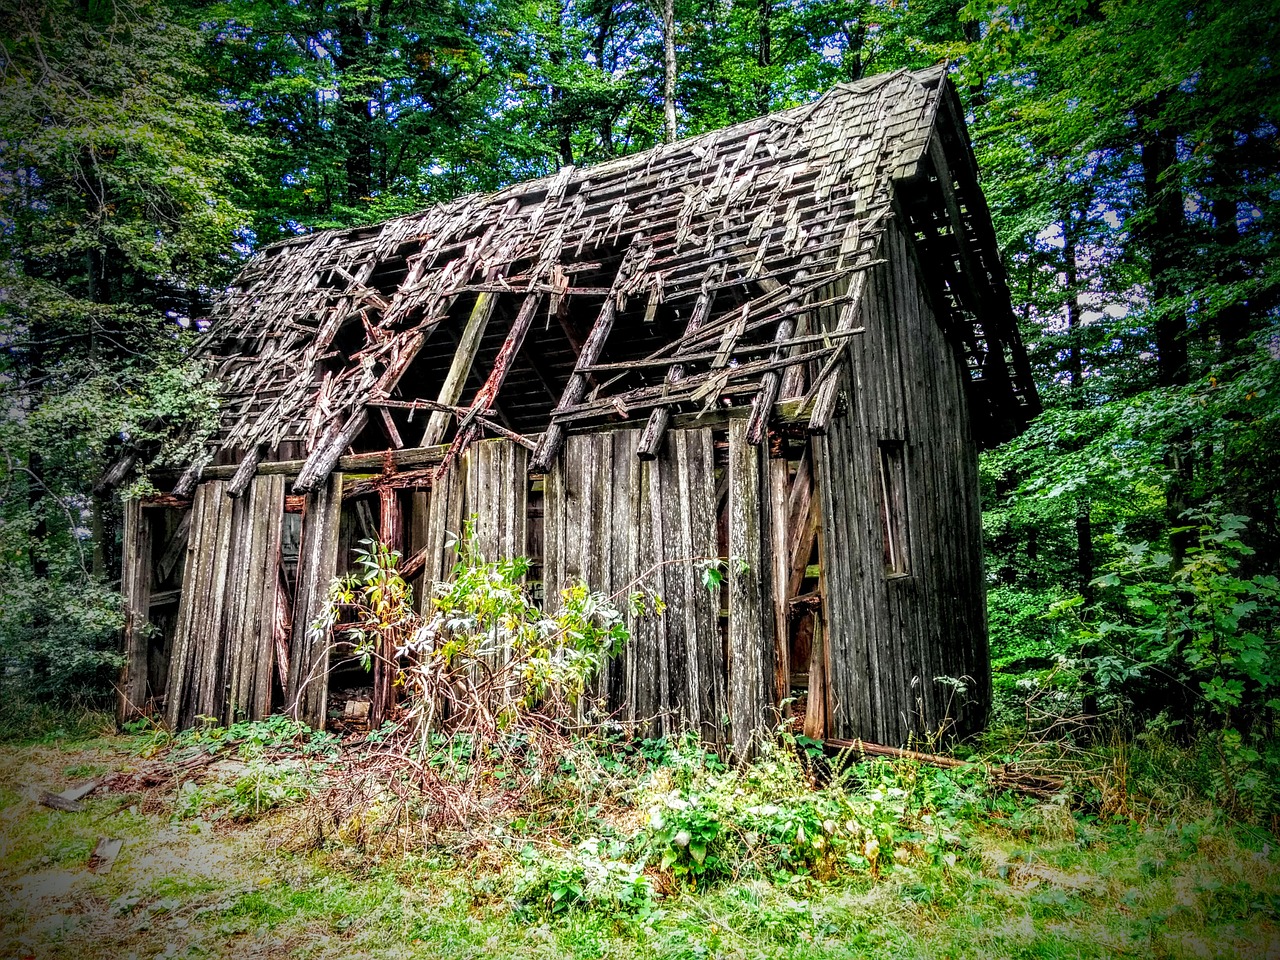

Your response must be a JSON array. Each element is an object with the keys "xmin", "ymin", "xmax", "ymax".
[
  {"xmin": 825, "ymin": 737, "xmax": 1066, "ymax": 799},
  {"xmin": 87, "ymin": 837, "xmax": 123, "ymax": 874},
  {"xmin": 36, "ymin": 779, "xmax": 101, "ymax": 812}
]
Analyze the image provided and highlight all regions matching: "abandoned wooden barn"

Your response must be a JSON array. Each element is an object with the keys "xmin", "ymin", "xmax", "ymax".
[{"xmin": 113, "ymin": 64, "xmax": 1038, "ymax": 750}]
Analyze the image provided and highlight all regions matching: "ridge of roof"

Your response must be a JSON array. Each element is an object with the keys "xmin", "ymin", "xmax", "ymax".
[{"xmin": 251, "ymin": 64, "xmax": 951, "ymax": 262}]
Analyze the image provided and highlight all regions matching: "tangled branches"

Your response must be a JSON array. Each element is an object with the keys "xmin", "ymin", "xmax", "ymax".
[{"xmin": 300, "ymin": 522, "xmax": 650, "ymax": 851}]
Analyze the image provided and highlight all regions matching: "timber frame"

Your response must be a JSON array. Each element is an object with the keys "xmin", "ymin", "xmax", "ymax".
[{"xmin": 111, "ymin": 65, "xmax": 1038, "ymax": 751}]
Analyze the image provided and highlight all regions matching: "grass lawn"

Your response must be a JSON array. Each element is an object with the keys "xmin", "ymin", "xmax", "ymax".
[{"xmin": 2, "ymin": 717, "xmax": 1278, "ymax": 959}]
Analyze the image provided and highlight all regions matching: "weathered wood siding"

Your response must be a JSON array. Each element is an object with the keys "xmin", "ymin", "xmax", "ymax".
[
  {"xmin": 815, "ymin": 216, "xmax": 989, "ymax": 745},
  {"xmin": 727, "ymin": 420, "xmax": 776, "ymax": 752},
  {"xmin": 223, "ymin": 474, "xmax": 287, "ymax": 723},
  {"xmin": 117, "ymin": 499, "xmax": 152, "ymax": 724},
  {"xmin": 543, "ymin": 428, "xmax": 729, "ymax": 743},
  {"xmin": 286, "ymin": 472, "xmax": 343, "ymax": 728},
  {"xmin": 420, "ymin": 439, "xmax": 528, "ymax": 589},
  {"xmin": 464, "ymin": 440, "xmax": 529, "ymax": 565},
  {"xmin": 163, "ymin": 477, "xmax": 288, "ymax": 729},
  {"xmin": 165, "ymin": 481, "xmax": 236, "ymax": 730}
]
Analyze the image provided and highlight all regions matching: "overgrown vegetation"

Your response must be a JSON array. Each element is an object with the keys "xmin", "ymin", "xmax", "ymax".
[
  {"xmin": 2, "ymin": 0, "xmax": 1279, "ymax": 954},
  {"xmin": 3, "ymin": 706, "xmax": 1279, "ymax": 957}
]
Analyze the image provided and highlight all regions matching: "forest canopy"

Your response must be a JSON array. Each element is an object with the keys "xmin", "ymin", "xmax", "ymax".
[{"xmin": 1, "ymin": 0, "xmax": 1277, "ymax": 810}]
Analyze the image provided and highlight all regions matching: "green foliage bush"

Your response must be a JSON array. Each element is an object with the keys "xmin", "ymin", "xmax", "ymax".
[
  {"xmin": 0, "ymin": 571, "xmax": 125, "ymax": 701},
  {"xmin": 320, "ymin": 523, "xmax": 637, "ymax": 730},
  {"xmin": 513, "ymin": 839, "xmax": 655, "ymax": 917},
  {"xmin": 639, "ymin": 738, "xmax": 979, "ymax": 888}
]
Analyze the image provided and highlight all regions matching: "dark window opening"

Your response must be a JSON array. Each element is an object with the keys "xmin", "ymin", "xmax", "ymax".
[{"xmin": 878, "ymin": 440, "xmax": 909, "ymax": 576}]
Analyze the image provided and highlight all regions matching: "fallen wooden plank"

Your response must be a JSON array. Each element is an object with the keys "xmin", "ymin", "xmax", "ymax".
[
  {"xmin": 823, "ymin": 737, "xmax": 1065, "ymax": 798},
  {"xmin": 88, "ymin": 837, "xmax": 124, "ymax": 874},
  {"xmin": 37, "ymin": 790, "xmax": 83, "ymax": 813}
]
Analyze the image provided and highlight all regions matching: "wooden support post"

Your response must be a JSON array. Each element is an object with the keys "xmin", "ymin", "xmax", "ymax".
[
  {"xmin": 116, "ymin": 500, "xmax": 153, "ymax": 725},
  {"xmin": 804, "ymin": 615, "xmax": 827, "ymax": 739},
  {"xmin": 421, "ymin": 291, "xmax": 499, "ymax": 447},
  {"xmin": 286, "ymin": 472, "xmax": 344, "ymax": 729},
  {"xmin": 728, "ymin": 419, "xmax": 769, "ymax": 756},
  {"xmin": 370, "ymin": 485, "xmax": 402, "ymax": 728},
  {"xmin": 767, "ymin": 457, "xmax": 790, "ymax": 706}
]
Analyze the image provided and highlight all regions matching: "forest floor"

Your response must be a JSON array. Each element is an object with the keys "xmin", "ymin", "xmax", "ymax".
[{"xmin": 2, "ymin": 716, "xmax": 1279, "ymax": 960}]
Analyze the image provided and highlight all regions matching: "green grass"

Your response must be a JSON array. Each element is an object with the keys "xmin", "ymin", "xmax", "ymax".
[
  {"xmin": 2, "ymin": 731, "xmax": 1279, "ymax": 959},
  {"xmin": 0, "ymin": 688, "xmax": 115, "ymax": 746}
]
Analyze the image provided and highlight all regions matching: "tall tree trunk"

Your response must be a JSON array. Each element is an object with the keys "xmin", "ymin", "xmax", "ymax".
[
  {"xmin": 756, "ymin": 0, "xmax": 771, "ymax": 115},
  {"xmin": 1062, "ymin": 208, "xmax": 1094, "ymax": 600},
  {"xmin": 841, "ymin": 20, "xmax": 865, "ymax": 82},
  {"xmin": 1063, "ymin": 210, "xmax": 1084, "ymax": 406},
  {"xmin": 1139, "ymin": 99, "xmax": 1193, "ymax": 569},
  {"xmin": 1140, "ymin": 101, "xmax": 1189, "ymax": 392},
  {"xmin": 550, "ymin": 18, "xmax": 575, "ymax": 167},
  {"xmin": 595, "ymin": 2, "xmax": 616, "ymax": 155},
  {"xmin": 661, "ymin": 0, "xmax": 677, "ymax": 144},
  {"xmin": 1212, "ymin": 133, "xmax": 1247, "ymax": 356},
  {"xmin": 336, "ymin": 10, "xmax": 373, "ymax": 206}
]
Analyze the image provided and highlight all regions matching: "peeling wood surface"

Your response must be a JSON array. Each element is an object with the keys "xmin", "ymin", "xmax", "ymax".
[
  {"xmin": 286, "ymin": 472, "xmax": 343, "ymax": 729},
  {"xmin": 117, "ymin": 499, "xmax": 152, "ymax": 725},
  {"xmin": 543, "ymin": 429, "xmax": 724, "ymax": 742}
]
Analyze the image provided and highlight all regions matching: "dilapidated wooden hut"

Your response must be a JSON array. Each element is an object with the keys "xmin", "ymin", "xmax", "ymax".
[{"xmin": 114, "ymin": 64, "xmax": 1037, "ymax": 750}]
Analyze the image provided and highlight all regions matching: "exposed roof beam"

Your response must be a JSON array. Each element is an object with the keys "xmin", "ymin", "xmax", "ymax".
[
  {"xmin": 421, "ymin": 291, "xmax": 499, "ymax": 446},
  {"xmin": 437, "ymin": 292, "xmax": 546, "ymax": 475}
]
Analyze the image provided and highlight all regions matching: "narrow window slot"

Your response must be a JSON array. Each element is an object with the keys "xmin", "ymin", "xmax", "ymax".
[{"xmin": 878, "ymin": 440, "xmax": 910, "ymax": 576}]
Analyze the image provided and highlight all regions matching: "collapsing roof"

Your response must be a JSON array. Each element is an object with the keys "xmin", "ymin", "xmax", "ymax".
[{"xmin": 181, "ymin": 64, "xmax": 1037, "ymax": 497}]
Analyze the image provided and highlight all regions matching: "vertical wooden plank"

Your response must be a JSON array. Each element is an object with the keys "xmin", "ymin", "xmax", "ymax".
[
  {"xmin": 630, "ymin": 447, "xmax": 662, "ymax": 731},
  {"xmin": 409, "ymin": 489, "xmax": 431, "ymax": 615},
  {"xmin": 286, "ymin": 472, "xmax": 343, "ymax": 729},
  {"xmin": 505, "ymin": 442, "xmax": 529, "ymax": 562},
  {"xmin": 727, "ymin": 419, "xmax": 768, "ymax": 755},
  {"xmin": 648, "ymin": 452, "xmax": 672, "ymax": 734},
  {"xmin": 692, "ymin": 430, "xmax": 727, "ymax": 744},
  {"xmin": 589, "ymin": 434, "xmax": 615, "ymax": 707},
  {"xmin": 542, "ymin": 448, "xmax": 565, "ymax": 609},
  {"xmin": 803, "ymin": 614, "xmax": 827, "ymax": 739},
  {"xmin": 252, "ymin": 474, "xmax": 286, "ymax": 718},
  {"xmin": 608, "ymin": 430, "xmax": 637, "ymax": 712},
  {"xmin": 166, "ymin": 481, "xmax": 235, "ymax": 731},
  {"xmin": 117, "ymin": 500, "xmax": 153, "ymax": 725},
  {"xmin": 197, "ymin": 486, "xmax": 237, "ymax": 726},
  {"xmin": 424, "ymin": 457, "xmax": 464, "ymax": 585},
  {"xmin": 224, "ymin": 480, "xmax": 266, "ymax": 725},
  {"xmin": 766, "ymin": 457, "xmax": 790, "ymax": 706},
  {"xmin": 165, "ymin": 485, "xmax": 209, "ymax": 729},
  {"xmin": 665, "ymin": 432, "xmax": 696, "ymax": 732}
]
